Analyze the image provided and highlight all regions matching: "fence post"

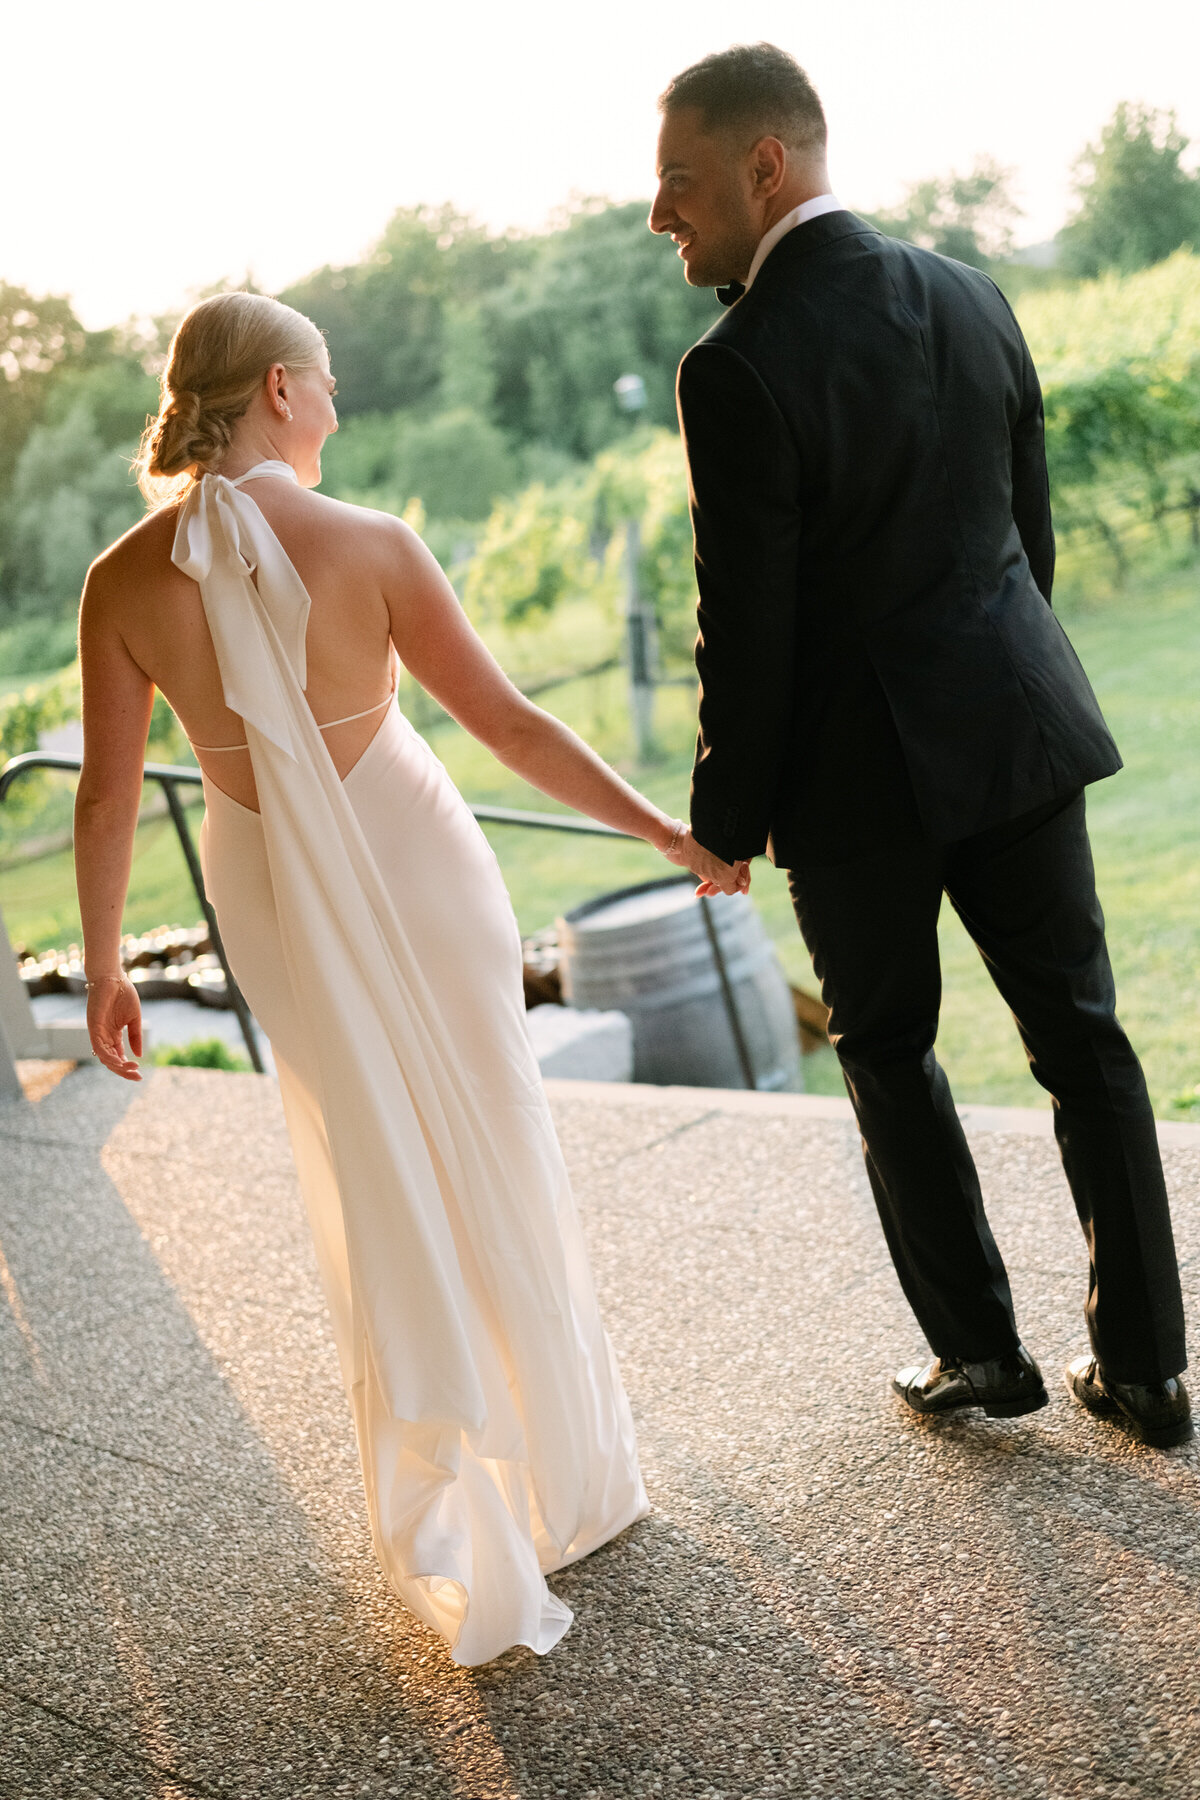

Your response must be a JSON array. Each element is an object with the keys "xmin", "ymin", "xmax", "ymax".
[
  {"xmin": 0, "ymin": 1006, "xmax": 22, "ymax": 1103},
  {"xmin": 698, "ymin": 896, "xmax": 757, "ymax": 1091},
  {"xmin": 624, "ymin": 517, "xmax": 658, "ymax": 764},
  {"xmin": 159, "ymin": 779, "xmax": 265, "ymax": 1074}
]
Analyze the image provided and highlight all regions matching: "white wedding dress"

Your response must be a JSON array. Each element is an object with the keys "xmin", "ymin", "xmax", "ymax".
[{"xmin": 171, "ymin": 462, "xmax": 648, "ymax": 1666}]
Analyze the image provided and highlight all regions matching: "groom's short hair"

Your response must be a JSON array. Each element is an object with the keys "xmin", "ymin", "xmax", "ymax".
[{"xmin": 658, "ymin": 43, "xmax": 827, "ymax": 153}]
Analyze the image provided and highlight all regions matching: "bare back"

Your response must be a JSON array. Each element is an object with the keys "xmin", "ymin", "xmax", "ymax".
[
  {"xmin": 90, "ymin": 475, "xmax": 399, "ymax": 811},
  {"xmin": 76, "ymin": 461, "xmax": 677, "ymax": 947}
]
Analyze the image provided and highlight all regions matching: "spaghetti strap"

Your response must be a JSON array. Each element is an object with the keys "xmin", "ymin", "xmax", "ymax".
[
  {"xmin": 314, "ymin": 688, "xmax": 395, "ymax": 732},
  {"xmin": 192, "ymin": 688, "xmax": 395, "ymax": 754}
]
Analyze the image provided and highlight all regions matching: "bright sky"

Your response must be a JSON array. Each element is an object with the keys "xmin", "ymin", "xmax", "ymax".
[{"xmin": 5, "ymin": 0, "xmax": 1199, "ymax": 330}]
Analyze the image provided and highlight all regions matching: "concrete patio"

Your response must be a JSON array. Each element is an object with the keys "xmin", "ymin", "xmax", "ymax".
[{"xmin": 1, "ymin": 1065, "xmax": 1197, "ymax": 1800}]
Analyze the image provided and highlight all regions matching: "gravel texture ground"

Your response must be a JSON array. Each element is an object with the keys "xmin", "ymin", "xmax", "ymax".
[{"xmin": 0, "ymin": 1065, "xmax": 1197, "ymax": 1800}]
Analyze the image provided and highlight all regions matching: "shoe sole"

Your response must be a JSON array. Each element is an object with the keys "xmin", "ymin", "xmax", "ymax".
[
  {"xmin": 1065, "ymin": 1372, "xmax": 1195, "ymax": 1449},
  {"xmin": 895, "ymin": 1384, "xmax": 1049, "ymax": 1419},
  {"xmin": 983, "ymin": 1388, "xmax": 1050, "ymax": 1419},
  {"xmin": 1132, "ymin": 1417, "xmax": 1196, "ymax": 1449}
]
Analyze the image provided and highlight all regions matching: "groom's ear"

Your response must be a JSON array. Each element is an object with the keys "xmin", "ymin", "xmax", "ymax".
[{"xmin": 749, "ymin": 136, "xmax": 788, "ymax": 199}]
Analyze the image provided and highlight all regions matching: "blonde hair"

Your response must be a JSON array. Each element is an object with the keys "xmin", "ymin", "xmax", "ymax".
[{"xmin": 136, "ymin": 292, "xmax": 326, "ymax": 506}]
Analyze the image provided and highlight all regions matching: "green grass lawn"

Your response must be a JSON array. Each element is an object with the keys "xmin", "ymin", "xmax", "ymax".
[
  {"xmin": 932, "ymin": 548, "xmax": 1200, "ymax": 1119},
  {"xmin": 3, "ymin": 546, "xmax": 1198, "ymax": 1116},
  {"xmin": 0, "ymin": 793, "xmax": 207, "ymax": 954}
]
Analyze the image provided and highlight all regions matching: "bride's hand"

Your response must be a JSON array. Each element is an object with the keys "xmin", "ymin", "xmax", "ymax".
[
  {"xmin": 695, "ymin": 857, "xmax": 751, "ymax": 898},
  {"xmin": 86, "ymin": 974, "xmax": 143, "ymax": 1081},
  {"xmin": 662, "ymin": 823, "xmax": 750, "ymax": 897}
]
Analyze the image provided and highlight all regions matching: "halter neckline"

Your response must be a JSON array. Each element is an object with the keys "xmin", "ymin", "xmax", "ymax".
[
  {"xmin": 178, "ymin": 462, "xmax": 394, "ymax": 754},
  {"xmin": 221, "ymin": 459, "xmax": 300, "ymax": 489}
]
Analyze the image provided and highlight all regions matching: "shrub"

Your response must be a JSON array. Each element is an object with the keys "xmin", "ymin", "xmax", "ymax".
[
  {"xmin": 150, "ymin": 1038, "xmax": 252, "ymax": 1072},
  {"xmin": 0, "ymin": 612, "xmax": 78, "ymax": 681},
  {"xmin": 1018, "ymin": 251, "xmax": 1200, "ymax": 575}
]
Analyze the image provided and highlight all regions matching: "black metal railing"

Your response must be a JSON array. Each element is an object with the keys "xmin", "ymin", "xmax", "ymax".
[
  {"xmin": 1, "ymin": 753, "xmax": 265, "ymax": 1072},
  {"xmin": 0, "ymin": 752, "xmax": 757, "ymax": 1089}
]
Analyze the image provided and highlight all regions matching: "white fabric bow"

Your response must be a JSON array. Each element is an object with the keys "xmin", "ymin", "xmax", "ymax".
[{"xmin": 171, "ymin": 464, "xmax": 311, "ymax": 759}]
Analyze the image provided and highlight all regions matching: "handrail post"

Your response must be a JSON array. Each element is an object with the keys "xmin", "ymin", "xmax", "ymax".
[
  {"xmin": 698, "ymin": 895, "xmax": 757, "ymax": 1091},
  {"xmin": 159, "ymin": 778, "xmax": 264, "ymax": 1073},
  {"xmin": 0, "ymin": 1006, "xmax": 23, "ymax": 1103}
]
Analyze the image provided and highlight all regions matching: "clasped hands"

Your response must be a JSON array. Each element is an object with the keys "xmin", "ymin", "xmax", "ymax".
[{"xmin": 662, "ymin": 823, "xmax": 751, "ymax": 897}]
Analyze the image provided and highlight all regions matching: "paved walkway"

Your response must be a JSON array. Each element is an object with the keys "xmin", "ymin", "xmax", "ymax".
[{"xmin": 1, "ymin": 1067, "xmax": 1197, "ymax": 1800}]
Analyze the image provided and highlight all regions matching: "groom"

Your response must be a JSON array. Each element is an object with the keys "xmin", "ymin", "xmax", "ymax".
[{"xmin": 652, "ymin": 42, "xmax": 1191, "ymax": 1447}]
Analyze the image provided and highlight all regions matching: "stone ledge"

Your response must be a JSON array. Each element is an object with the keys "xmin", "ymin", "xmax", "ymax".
[{"xmin": 543, "ymin": 1076, "xmax": 1200, "ymax": 1147}]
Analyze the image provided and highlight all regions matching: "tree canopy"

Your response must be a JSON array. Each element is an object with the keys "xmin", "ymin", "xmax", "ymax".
[
  {"xmin": 3, "ymin": 104, "xmax": 1200, "ymax": 670},
  {"xmin": 0, "ymin": 284, "xmax": 88, "ymax": 492},
  {"xmin": 867, "ymin": 158, "xmax": 1020, "ymax": 270},
  {"xmin": 281, "ymin": 199, "xmax": 718, "ymax": 456},
  {"xmin": 1059, "ymin": 103, "xmax": 1200, "ymax": 278}
]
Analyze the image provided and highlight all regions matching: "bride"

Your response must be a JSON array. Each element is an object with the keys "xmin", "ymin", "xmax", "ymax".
[{"xmin": 74, "ymin": 291, "xmax": 745, "ymax": 1666}]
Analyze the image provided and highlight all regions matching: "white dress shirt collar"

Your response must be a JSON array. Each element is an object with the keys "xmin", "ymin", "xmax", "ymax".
[{"xmin": 744, "ymin": 193, "xmax": 843, "ymax": 291}]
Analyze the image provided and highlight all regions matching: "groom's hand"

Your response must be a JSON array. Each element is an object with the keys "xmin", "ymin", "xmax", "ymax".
[{"xmin": 674, "ymin": 827, "xmax": 751, "ymax": 897}]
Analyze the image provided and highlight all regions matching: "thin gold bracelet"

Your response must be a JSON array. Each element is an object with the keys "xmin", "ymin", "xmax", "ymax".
[
  {"xmin": 85, "ymin": 973, "xmax": 126, "ymax": 989},
  {"xmin": 662, "ymin": 818, "xmax": 686, "ymax": 857}
]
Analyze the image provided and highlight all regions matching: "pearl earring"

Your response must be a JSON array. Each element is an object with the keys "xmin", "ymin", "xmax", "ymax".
[{"xmin": 281, "ymin": 405, "xmax": 293, "ymax": 422}]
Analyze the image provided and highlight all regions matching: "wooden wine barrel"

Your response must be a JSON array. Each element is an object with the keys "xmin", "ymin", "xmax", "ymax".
[{"xmin": 557, "ymin": 876, "xmax": 802, "ymax": 1091}]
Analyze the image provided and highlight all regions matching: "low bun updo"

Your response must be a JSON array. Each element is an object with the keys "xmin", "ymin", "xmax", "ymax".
[
  {"xmin": 148, "ymin": 386, "xmax": 230, "ymax": 481},
  {"xmin": 136, "ymin": 292, "xmax": 326, "ymax": 506}
]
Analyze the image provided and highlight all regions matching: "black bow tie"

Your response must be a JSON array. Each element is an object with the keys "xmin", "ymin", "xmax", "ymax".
[{"xmin": 716, "ymin": 281, "xmax": 746, "ymax": 307}]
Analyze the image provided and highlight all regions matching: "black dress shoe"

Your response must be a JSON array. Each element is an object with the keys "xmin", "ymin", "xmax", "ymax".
[
  {"xmin": 1065, "ymin": 1355, "xmax": 1193, "ymax": 1449},
  {"xmin": 893, "ymin": 1345, "xmax": 1049, "ymax": 1419}
]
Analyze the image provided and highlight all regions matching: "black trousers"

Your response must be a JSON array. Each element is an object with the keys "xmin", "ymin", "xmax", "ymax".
[{"xmin": 786, "ymin": 791, "xmax": 1186, "ymax": 1384}]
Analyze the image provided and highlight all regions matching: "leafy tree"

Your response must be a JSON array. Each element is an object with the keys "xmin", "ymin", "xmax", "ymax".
[
  {"xmin": 1017, "ymin": 249, "xmax": 1200, "ymax": 577},
  {"xmin": 1059, "ymin": 103, "xmax": 1200, "ymax": 278},
  {"xmin": 9, "ymin": 402, "xmax": 143, "ymax": 608},
  {"xmin": 42, "ymin": 351, "xmax": 158, "ymax": 451},
  {"xmin": 0, "ymin": 665, "xmax": 74, "ymax": 759},
  {"xmin": 318, "ymin": 411, "xmax": 400, "ymax": 495},
  {"xmin": 1016, "ymin": 247, "xmax": 1200, "ymax": 382},
  {"xmin": 577, "ymin": 429, "xmax": 698, "ymax": 666},
  {"xmin": 459, "ymin": 428, "xmax": 699, "ymax": 657},
  {"xmin": 0, "ymin": 294, "xmax": 156, "ymax": 608},
  {"xmin": 1041, "ymin": 357, "xmax": 1200, "ymax": 578},
  {"xmin": 280, "ymin": 206, "xmax": 528, "ymax": 419},
  {"xmin": 285, "ymin": 201, "xmax": 716, "ymax": 463},
  {"xmin": 438, "ymin": 301, "xmax": 498, "ymax": 414},
  {"xmin": 0, "ymin": 285, "xmax": 86, "ymax": 484},
  {"xmin": 483, "ymin": 200, "xmax": 718, "ymax": 457},
  {"xmin": 0, "ymin": 611, "xmax": 79, "ymax": 679},
  {"xmin": 322, "ymin": 405, "xmax": 517, "ymax": 522},
  {"xmin": 868, "ymin": 158, "xmax": 1020, "ymax": 269},
  {"xmin": 461, "ymin": 480, "xmax": 595, "ymax": 626},
  {"xmin": 0, "ymin": 286, "xmax": 83, "ymax": 387},
  {"xmin": 395, "ymin": 408, "xmax": 515, "ymax": 521}
]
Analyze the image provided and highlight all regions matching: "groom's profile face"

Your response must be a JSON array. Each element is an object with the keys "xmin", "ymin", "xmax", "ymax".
[{"xmin": 649, "ymin": 105, "xmax": 762, "ymax": 288}]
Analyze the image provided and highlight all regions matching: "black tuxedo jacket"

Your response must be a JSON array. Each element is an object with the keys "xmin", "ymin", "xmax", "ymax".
[{"xmin": 676, "ymin": 209, "xmax": 1121, "ymax": 867}]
